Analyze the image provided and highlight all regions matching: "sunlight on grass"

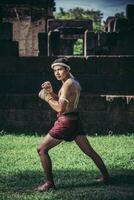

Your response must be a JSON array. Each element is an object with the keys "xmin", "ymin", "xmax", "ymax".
[{"xmin": 0, "ymin": 133, "xmax": 134, "ymax": 200}]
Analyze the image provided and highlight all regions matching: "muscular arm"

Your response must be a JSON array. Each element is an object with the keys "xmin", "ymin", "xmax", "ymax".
[
  {"xmin": 48, "ymin": 81, "xmax": 72, "ymax": 113},
  {"xmin": 49, "ymin": 91, "xmax": 59, "ymax": 101},
  {"xmin": 47, "ymin": 99, "xmax": 67, "ymax": 113}
]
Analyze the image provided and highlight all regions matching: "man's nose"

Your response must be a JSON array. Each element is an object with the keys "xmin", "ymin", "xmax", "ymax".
[{"xmin": 56, "ymin": 71, "xmax": 59, "ymax": 75}]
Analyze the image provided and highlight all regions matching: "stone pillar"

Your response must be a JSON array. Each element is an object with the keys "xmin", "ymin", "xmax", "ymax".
[
  {"xmin": 0, "ymin": 22, "xmax": 19, "ymax": 56},
  {"xmin": 84, "ymin": 30, "xmax": 98, "ymax": 56},
  {"xmin": 114, "ymin": 18, "xmax": 129, "ymax": 33},
  {"xmin": 0, "ymin": 22, "xmax": 13, "ymax": 40},
  {"xmin": 99, "ymin": 32, "xmax": 107, "ymax": 46},
  {"xmin": 97, "ymin": 32, "xmax": 109, "ymax": 54},
  {"xmin": 48, "ymin": 30, "xmax": 60, "ymax": 56},
  {"xmin": 126, "ymin": 4, "xmax": 134, "ymax": 31},
  {"xmin": 106, "ymin": 32, "xmax": 117, "ymax": 54},
  {"xmin": 38, "ymin": 32, "xmax": 48, "ymax": 56},
  {"xmin": 115, "ymin": 32, "xmax": 134, "ymax": 55},
  {"xmin": 0, "ymin": 41, "xmax": 19, "ymax": 56},
  {"xmin": 0, "ymin": 6, "xmax": 2, "ymax": 23},
  {"xmin": 108, "ymin": 19, "xmax": 115, "ymax": 32}
]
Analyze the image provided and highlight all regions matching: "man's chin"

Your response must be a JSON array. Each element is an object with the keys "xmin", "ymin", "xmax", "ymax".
[{"xmin": 56, "ymin": 77, "xmax": 61, "ymax": 80}]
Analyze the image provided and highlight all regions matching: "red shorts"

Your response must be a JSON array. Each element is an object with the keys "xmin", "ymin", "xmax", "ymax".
[{"xmin": 49, "ymin": 112, "xmax": 85, "ymax": 141}]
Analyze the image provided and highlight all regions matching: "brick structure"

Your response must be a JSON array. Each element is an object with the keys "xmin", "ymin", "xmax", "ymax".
[
  {"xmin": 47, "ymin": 19, "xmax": 93, "ymax": 56},
  {"xmin": 0, "ymin": 0, "xmax": 55, "ymax": 56}
]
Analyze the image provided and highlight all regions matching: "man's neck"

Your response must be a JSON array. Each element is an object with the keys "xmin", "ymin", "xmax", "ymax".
[{"xmin": 62, "ymin": 76, "xmax": 71, "ymax": 83}]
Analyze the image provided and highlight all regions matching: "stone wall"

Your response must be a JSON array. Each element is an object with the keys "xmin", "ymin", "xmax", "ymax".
[
  {"xmin": 0, "ymin": 56, "xmax": 134, "ymax": 133},
  {"xmin": 84, "ymin": 31, "xmax": 134, "ymax": 56}
]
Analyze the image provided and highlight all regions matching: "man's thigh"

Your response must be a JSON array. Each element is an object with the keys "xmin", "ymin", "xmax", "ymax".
[
  {"xmin": 74, "ymin": 135, "xmax": 94, "ymax": 154},
  {"xmin": 38, "ymin": 133, "xmax": 62, "ymax": 151}
]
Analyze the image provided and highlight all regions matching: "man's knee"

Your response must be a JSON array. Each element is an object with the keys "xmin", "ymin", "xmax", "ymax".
[{"xmin": 37, "ymin": 145, "xmax": 49, "ymax": 156}]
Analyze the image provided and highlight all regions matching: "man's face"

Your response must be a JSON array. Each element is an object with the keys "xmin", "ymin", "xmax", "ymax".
[{"xmin": 53, "ymin": 65, "xmax": 69, "ymax": 81}]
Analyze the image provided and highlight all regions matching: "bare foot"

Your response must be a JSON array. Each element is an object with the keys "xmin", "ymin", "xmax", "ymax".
[
  {"xmin": 37, "ymin": 181, "xmax": 56, "ymax": 192},
  {"xmin": 95, "ymin": 176, "xmax": 110, "ymax": 183}
]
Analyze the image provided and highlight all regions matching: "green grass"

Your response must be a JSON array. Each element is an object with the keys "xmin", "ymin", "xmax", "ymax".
[{"xmin": 0, "ymin": 133, "xmax": 134, "ymax": 200}]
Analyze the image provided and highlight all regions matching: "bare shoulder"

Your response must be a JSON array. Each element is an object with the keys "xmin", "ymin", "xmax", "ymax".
[
  {"xmin": 64, "ymin": 78, "xmax": 79, "ymax": 87},
  {"xmin": 62, "ymin": 78, "xmax": 73, "ymax": 89},
  {"xmin": 65, "ymin": 78, "xmax": 73, "ymax": 85},
  {"xmin": 66, "ymin": 78, "xmax": 81, "ymax": 90}
]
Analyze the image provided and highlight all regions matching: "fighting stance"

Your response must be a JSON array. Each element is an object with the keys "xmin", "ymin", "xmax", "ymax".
[{"xmin": 37, "ymin": 58, "xmax": 109, "ymax": 191}]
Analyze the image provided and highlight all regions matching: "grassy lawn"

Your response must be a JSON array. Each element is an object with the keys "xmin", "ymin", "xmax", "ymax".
[{"xmin": 0, "ymin": 133, "xmax": 134, "ymax": 200}]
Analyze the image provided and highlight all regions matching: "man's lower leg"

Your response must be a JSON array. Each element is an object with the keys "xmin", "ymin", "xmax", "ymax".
[
  {"xmin": 38, "ymin": 150, "xmax": 55, "ymax": 191},
  {"xmin": 40, "ymin": 150, "xmax": 54, "ymax": 183},
  {"xmin": 90, "ymin": 149, "xmax": 109, "ymax": 180}
]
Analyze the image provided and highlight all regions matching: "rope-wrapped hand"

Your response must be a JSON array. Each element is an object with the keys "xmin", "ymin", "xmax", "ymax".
[{"xmin": 38, "ymin": 88, "xmax": 53, "ymax": 102}]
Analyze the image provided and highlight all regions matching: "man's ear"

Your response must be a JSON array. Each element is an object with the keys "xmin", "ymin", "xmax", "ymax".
[{"xmin": 65, "ymin": 68, "xmax": 70, "ymax": 73}]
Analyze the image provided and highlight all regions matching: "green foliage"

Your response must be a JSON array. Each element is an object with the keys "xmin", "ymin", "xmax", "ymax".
[
  {"xmin": 73, "ymin": 39, "xmax": 83, "ymax": 55},
  {"xmin": 54, "ymin": 7, "xmax": 103, "ymax": 32},
  {"xmin": 0, "ymin": 134, "xmax": 134, "ymax": 200}
]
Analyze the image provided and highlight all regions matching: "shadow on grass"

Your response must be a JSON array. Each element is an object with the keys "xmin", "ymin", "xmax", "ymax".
[{"xmin": 0, "ymin": 169, "xmax": 134, "ymax": 200}]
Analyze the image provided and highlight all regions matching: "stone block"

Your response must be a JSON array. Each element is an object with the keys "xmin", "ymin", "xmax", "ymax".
[
  {"xmin": 0, "ymin": 22, "xmax": 13, "ymax": 40},
  {"xmin": 79, "ymin": 95, "xmax": 106, "ymax": 111},
  {"xmin": 0, "ymin": 108, "xmax": 55, "ymax": 132},
  {"xmin": 67, "ymin": 56, "xmax": 87, "ymax": 73},
  {"xmin": 0, "ymin": 74, "xmax": 44, "ymax": 94},
  {"xmin": 127, "ymin": 98, "xmax": 134, "ymax": 111},
  {"xmin": 114, "ymin": 32, "xmax": 133, "ymax": 54},
  {"xmin": 114, "ymin": 18, "xmax": 129, "ymax": 33},
  {"xmin": 107, "ymin": 32, "xmax": 117, "ymax": 47},
  {"xmin": 99, "ymin": 32, "xmax": 107, "ymax": 46},
  {"xmin": 0, "ymin": 7, "xmax": 2, "ymax": 23},
  {"xmin": 0, "ymin": 94, "xmax": 41, "ymax": 109},
  {"xmin": 84, "ymin": 31, "xmax": 98, "ymax": 56},
  {"xmin": 48, "ymin": 30, "xmax": 60, "ymax": 56},
  {"xmin": 95, "ymin": 56, "xmax": 119, "ymax": 75},
  {"xmin": 59, "ymin": 27, "xmax": 86, "ymax": 35},
  {"xmin": 38, "ymin": 32, "xmax": 48, "ymax": 56},
  {"xmin": 0, "ymin": 40, "xmax": 19, "ymax": 56},
  {"xmin": 47, "ymin": 19, "xmax": 93, "ymax": 32}
]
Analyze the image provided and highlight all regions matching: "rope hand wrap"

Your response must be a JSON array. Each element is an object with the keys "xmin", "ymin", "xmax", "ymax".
[{"xmin": 39, "ymin": 88, "xmax": 53, "ymax": 102}]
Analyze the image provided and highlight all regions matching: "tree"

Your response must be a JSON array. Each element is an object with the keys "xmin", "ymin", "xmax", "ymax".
[{"xmin": 114, "ymin": 12, "xmax": 125, "ymax": 18}]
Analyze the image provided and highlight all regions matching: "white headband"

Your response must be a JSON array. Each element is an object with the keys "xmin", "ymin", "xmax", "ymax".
[{"xmin": 51, "ymin": 63, "xmax": 71, "ymax": 70}]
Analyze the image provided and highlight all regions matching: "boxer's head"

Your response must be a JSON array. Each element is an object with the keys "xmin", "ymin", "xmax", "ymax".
[{"xmin": 51, "ymin": 58, "xmax": 74, "ymax": 81}]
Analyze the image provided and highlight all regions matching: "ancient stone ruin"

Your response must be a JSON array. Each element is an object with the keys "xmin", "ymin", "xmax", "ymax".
[
  {"xmin": 0, "ymin": 2, "xmax": 134, "ymax": 57},
  {"xmin": 0, "ymin": 0, "xmax": 55, "ymax": 56},
  {"xmin": 0, "ymin": 1, "xmax": 134, "ymax": 133}
]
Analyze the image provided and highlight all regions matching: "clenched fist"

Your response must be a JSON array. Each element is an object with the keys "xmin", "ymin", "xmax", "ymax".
[
  {"xmin": 38, "ymin": 88, "xmax": 53, "ymax": 102},
  {"xmin": 41, "ymin": 81, "xmax": 53, "ymax": 93}
]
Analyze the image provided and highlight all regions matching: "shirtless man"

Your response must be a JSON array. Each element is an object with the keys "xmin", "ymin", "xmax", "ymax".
[{"xmin": 37, "ymin": 58, "xmax": 109, "ymax": 191}]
